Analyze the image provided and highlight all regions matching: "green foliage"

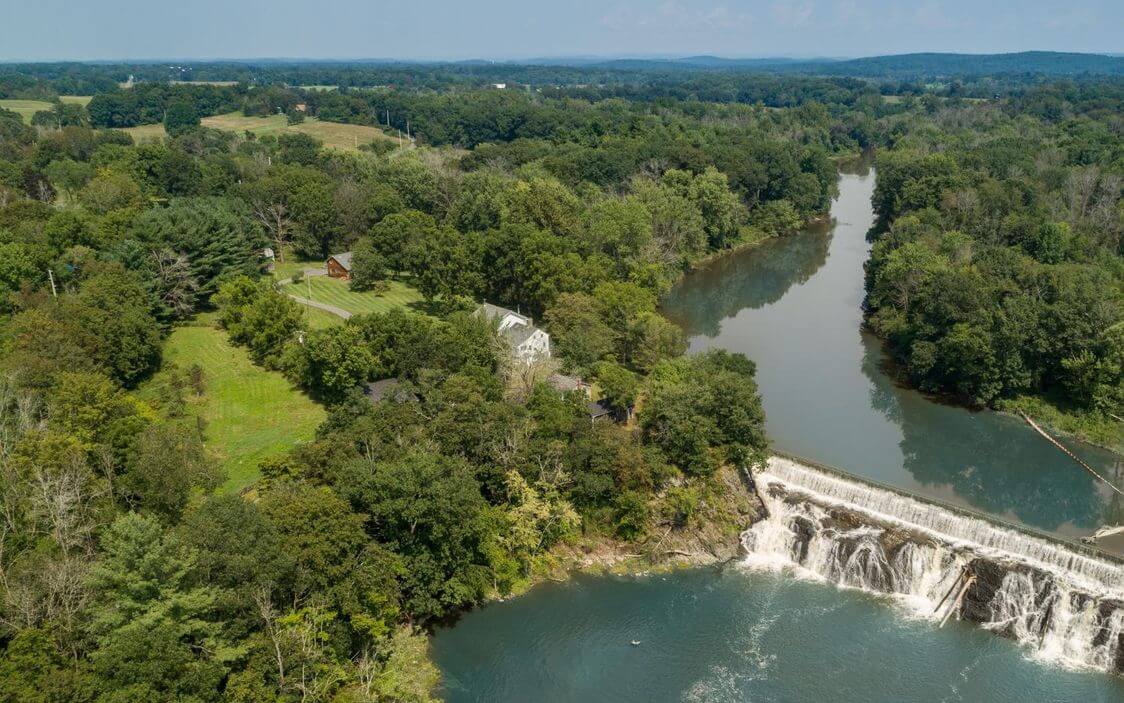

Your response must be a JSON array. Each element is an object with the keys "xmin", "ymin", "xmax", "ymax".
[
  {"xmin": 641, "ymin": 351, "xmax": 767, "ymax": 475},
  {"xmin": 280, "ymin": 324, "xmax": 375, "ymax": 401},
  {"xmin": 131, "ymin": 197, "xmax": 266, "ymax": 302},
  {"xmin": 163, "ymin": 99, "xmax": 200, "ymax": 137},
  {"xmin": 214, "ymin": 276, "xmax": 304, "ymax": 366},
  {"xmin": 123, "ymin": 422, "xmax": 220, "ymax": 523},
  {"xmin": 348, "ymin": 237, "xmax": 388, "ymax": 292},
  {"xmin": 86, "ymin": 513, "xmax": 231, "ymax": 702}
]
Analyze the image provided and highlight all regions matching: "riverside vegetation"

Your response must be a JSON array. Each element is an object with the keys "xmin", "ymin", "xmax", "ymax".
[{"xmin": 0, "ymin": 58, "xmax": 1120, "ymax": 701}]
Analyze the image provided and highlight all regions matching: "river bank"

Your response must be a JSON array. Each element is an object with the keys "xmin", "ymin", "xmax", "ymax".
[{"xmin": 498, "ymin": 463, "xmax": 765, "ymax": 598}]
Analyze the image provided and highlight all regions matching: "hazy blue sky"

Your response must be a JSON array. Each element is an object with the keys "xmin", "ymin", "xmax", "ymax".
[{"xmin": 2, "ymin": 0, "xmax": 1120, "ymax": 61}]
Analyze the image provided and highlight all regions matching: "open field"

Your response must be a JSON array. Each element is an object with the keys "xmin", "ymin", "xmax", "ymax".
[
  {"xmin": 284, "ymin": 275, "xmax": 427, "ymax": 317},
  {"xmin": 120, "ymin": 122, "xmax": 169, "ymax": 142},
  {"xmin": 150, "ymin": 315, "xmax": 325, "ymax": 492},
  {"xmin": 122, "ymin": 111, "xmax": 397, "ymax": 151},
  {"xmin": 1, "ymin": 97, "xmax": 93, "ymax": 123},
  {"xmin": 170, "ymin": 80, "xmax": 240, "ymax": 86},
  {"xmin": 0, "ymin": 99, "xmax": 53, "ymax": 123}
]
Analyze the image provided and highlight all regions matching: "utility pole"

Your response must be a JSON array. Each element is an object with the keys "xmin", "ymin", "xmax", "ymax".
[
  {"xmin": 406, "ymin": 120, "xmax": 411, "ymax": 141},
  {"xmin": 47, "ymin": 268, "xmax": 57, "ymax": 299}
]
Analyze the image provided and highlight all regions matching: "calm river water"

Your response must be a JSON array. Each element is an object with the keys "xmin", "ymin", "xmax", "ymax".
[{"xmin": 431, "ymin": 165, "xmax": 1124, "ymax": 701}]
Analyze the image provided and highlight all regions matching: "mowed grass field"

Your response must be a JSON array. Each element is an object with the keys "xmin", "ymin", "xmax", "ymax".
[
  {"xmin": 1, "ymin": 96, "xmax": 93, "ymax": 123},
  {"xmin": 0, "ymin": 99, "xmax": 52, "ymax": 123},
  {"xmin": 154, "ymin": 314, "xmax": 325, "ymax": 492},
  {"xmin": 302, "ymin": 305, "xmax": 345, "ymax": 329},
  {"xmin": 287, "ymin": 275, "xmax": 426, "ymax": 317},
  {"xmin": 123, "ymin": 111, "xmax": 397, "ymax": 151}
]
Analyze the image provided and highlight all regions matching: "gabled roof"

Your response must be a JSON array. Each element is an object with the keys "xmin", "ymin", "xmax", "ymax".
[
  {"xmin": 477, "ymin": 302, "xmax": 530, "ymax": 326},
  {"xmin": 502, "ymin": 324, "xmax": 541, "ymax": 347},
  {"xmin": 328, "ymin": 252, "xmax": 353, "ymax": 270},
  {"xmin": 548, "ymin": 374, "xmax": 586, "ymax": 393}
]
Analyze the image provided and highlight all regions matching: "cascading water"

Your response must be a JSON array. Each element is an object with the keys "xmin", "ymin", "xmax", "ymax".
[{"xmin": 741, "ymin": 456, "xmax": 1124, "ymax": 674}]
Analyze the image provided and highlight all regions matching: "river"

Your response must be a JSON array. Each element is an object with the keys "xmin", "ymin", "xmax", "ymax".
[{"xmin": 431, "ymin": 165, "xmax": 1124, "ymax": 701}]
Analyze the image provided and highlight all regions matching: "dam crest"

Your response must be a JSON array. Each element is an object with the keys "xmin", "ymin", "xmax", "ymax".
[{"xmin": 741, "ymin": 456, "xmax": 1124, "ymax": 673}]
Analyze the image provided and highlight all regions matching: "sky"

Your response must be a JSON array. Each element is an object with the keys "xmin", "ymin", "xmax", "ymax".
[{"xmin": 1, "ymin": 0, "xmax": 1120, "ymax": 62}]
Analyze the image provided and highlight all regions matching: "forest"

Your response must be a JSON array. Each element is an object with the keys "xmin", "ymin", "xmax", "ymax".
[
  {"xmin": 865, "ymin": 80, "xmax": 1123, "ymax": 443},
  {"xmin": 0, "ymin": 60, "xmax": 1120, "ymax": 701}
]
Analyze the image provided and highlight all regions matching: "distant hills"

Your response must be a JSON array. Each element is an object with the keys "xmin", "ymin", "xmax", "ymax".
[{"xmin": 546, "ymin": 52, "xmax": 1124, "ymax": 78}]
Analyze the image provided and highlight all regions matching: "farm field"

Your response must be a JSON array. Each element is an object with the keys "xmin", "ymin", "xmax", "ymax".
[
  {"xmin": 0, "ymin": 96, "xmax": 93, "ymax": 123},
  {"xmin": 150, "ymin": 314, "xmax": 325, "ymax": 492},
  {"xmin": 121, "ymin": 122, "xmax": 168, "ymax": 142},
  {"xmin": 284, "ymin": 275, "xmax": 427, "ymax": 317},
  {"xmin": 0, "ymin": 99, "xmax": 52, "ymax": 123},
  {"xmin": 123, "ymin": 111, "xmax": 397, "ymax": 150}
]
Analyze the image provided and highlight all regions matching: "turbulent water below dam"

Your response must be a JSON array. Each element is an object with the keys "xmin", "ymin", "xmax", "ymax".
[
  {"xmin": 432, "ymin": 163, "xmax": 1124, "ymax": 701},
  {"xmin": 745, "ymin": 457, "xmax": 1124, "ymax": 675}
]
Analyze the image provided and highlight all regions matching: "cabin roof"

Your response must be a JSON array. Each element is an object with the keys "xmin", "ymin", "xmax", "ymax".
[{"xmin": 328, "ymin": 252, "xmax": 353, "ymax": 270}]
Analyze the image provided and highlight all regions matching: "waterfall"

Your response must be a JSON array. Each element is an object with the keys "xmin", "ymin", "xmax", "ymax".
[{"xmin": 740, "ymin": 456, "xmax": 1124, "ymax": 673}]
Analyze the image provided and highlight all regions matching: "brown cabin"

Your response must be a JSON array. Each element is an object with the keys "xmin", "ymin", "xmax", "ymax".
[{"xmin": 326, "ymin": 252, "xmax": 353, "ymax": 279}]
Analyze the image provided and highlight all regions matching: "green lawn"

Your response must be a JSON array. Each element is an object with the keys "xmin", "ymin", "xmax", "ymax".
[
  {"xmin": 152, "ymin": 315, "xmax": 326, "ymax": 492},
  {"xmin": 0, "ymin": 99, "xmax": 53, "ymax": 123},
  {"xmin": 289, "ymin": 276, "xmax": 426, "ymax": 317},
  {"xmin": 302, "ymin": 305, "xmax": 345, "ymax": 329},
  {"xmin": 59, "ymin": 95, "xmax": 93, "ymax": 106}
]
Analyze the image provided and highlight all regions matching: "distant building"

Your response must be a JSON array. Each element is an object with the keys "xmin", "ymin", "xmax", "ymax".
[
  {"xmin": 326, "ymin": 252, "xmax": 353, "ymax": 279},
  {"xmin": 294, "ymin": 103, "xmax": 308, "ymax": 112},
  {"xmin": 493, "ymin": 83, "xmax": 507, "ymax": 89},
  {"xmin": 477, "ymin": 302, "xmax": 551, "ymax": 363}
]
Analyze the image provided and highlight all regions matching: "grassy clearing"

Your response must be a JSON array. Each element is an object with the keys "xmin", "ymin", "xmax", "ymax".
[
  {"xmin": 119, "ymin": 111, "xmax": 395, "ymax": 151},
  {"xmin": 59, "ymin": 95, "xmax": 92, "ymax": 106},
  {"xmin": 121, "ymin": 122, "xmax": 168, "ymax": 142},
  {"xmin": 202, "ymin": 111, "xmax": 396, "ymax": 150},
  {"xmin": 150, "ymin": 314, "xmax": 325, "ymax": 492},
  {"xmin": 302, "ymin": 305, "xmax": 345, "ymax": 329},
  {"xmin": 291, "ymin": 276, "xmax": 426, "ymax": 317},
  {"xmin": 0, "ymin": 99, "xmax": 53, "ymax": 123}
]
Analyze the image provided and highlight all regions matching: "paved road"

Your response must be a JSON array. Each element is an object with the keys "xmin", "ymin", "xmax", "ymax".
[{"xmin": 286, "ymin": 293, "xmax": 352, "ymax": 320}]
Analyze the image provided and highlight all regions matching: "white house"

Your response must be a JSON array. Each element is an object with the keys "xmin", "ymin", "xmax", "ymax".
[{"xmin": 477, "ymin": 303, "xmax": 551, "ymax": 363}]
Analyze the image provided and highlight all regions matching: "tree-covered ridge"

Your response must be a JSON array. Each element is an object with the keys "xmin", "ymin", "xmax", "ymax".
[{"xmin": 865, "ymin": 96, "xmax": 1122, "ymax": 437}]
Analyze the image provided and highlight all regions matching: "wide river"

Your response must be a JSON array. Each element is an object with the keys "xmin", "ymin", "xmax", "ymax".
[{"xmin": 432, "ymin": 165, "xmax": 1124, "ymax": 701}]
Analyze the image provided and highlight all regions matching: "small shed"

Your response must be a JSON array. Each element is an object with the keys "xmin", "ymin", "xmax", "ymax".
[
  {"xmin": 327, "ymin": 252, "xmax": 353, "ymax": 279},
  {"xmin": 587, "ymin": 399, "xmax": 614, "ymax": 422}
]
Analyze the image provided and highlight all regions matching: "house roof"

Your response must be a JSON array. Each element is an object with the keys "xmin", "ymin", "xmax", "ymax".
[
  {"xmin": 588, "ymin": 399, "xmax": 613, "ymax": 419},
  {"xmin": 502, "ymin": 324, "xmax": 540, "ymax": 347},
  {"xmin": 328, "ymin": 252, "xmax": 353, "ymax": 270},
  {"xmin": 477, "ymin": 302, "xmax": 530, "ymax": 326},
  {"xmin": 547, "ymin": 374, "xmax": 586, "ymax": 392}
]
